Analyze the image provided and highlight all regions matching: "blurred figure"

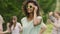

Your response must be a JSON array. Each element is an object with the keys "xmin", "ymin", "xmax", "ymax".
[
  {"xmin": 49, "ymin": 11, "xmax": 60, "ymax": 34},
  {"xmin": 0, "ymin": 16, "xmax": 22, "ymax": 34},
  {"xmin": 0, "ymin": 15, "xmax": 4, "ymax": 34}
]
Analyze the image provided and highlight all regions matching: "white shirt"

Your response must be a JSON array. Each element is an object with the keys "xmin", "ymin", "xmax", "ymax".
[
  {"xmin": 21, "ymin": 16, "xmax": 43, "ymax": 34},
  {"xmin": 11, "ymin": 22, "xmax": 21, "ymax": 34}
]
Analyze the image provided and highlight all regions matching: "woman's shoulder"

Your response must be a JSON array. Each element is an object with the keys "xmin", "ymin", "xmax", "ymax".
[
  {"xmin": 37, "ymin": 16, "xmax": 42, "ymax": 19},
  {"xmin": 17, "ymin": 22, "xmax": 21, "ymax": 25},
  {"xmin": 21, "ymin": 17, "xmax": 27, "ymax": 21},
  {"xmin": 16, "ymin": 22, "xmax": 21, "ymax": 26}
]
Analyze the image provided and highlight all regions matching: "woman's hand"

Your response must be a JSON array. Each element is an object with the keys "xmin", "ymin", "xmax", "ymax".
[
  {"xmin": 33, "ymin": 5, "xmax": 42, "ymax": 26},
  {"xmin": 33, "ymin": 5, "xmax": 39, "ymax": 26},
  {"xmin": 49, "ymin": 12, "xmax": 53, "ymax": 16},
  {"xmin": 33, "ymin": 5, "xmax": 38, "ymax": 13},
  {"xmin": 39, "ymin": 23, "xmax": 47, "ymax": 34}
]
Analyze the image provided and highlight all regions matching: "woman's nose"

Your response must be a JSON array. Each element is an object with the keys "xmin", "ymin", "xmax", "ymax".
[{"xmin": 28, "ymin": 7, "xmax": 30, "ymax": 9}]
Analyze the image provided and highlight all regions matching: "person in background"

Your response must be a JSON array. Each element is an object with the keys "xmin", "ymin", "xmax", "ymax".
[
  {"xmin": 0, "ymin": 16, "xmax": 22, "ymax": 34},
  {"xmin": 49, "ymin": 11, "xmax": 60, "ymax": 34},
  {"xmin": 0, "ymin": 15, "xmax": 4, "ymax": 34},
  {"xmin": 21, "ymin": 0, "xmax": 47, "ymax": 34}
]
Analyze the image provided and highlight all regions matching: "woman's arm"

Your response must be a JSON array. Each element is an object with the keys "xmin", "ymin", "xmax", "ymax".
[
  {"xmin": 18, "ymin": 23, "xmax": 23, "ymax": 32},
  {"xmin": 39, "ymin": 23, "xmax": 47, "ymax": 34},
  {"xmin": 34, "ymin": 6, "xmax": 42, "ymax": 26},
  {"xmin": 0, "ymin": 29, "xmax": 10, "ymax": 34},
  {"xmin": 0, "ymin": 23, "xmax": 11, "ymax": 34}
]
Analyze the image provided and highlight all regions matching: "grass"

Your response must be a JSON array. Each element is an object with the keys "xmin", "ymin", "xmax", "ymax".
[{"xmin": 43, "ymin": 24, "xmax": 53, "ymax": 34}]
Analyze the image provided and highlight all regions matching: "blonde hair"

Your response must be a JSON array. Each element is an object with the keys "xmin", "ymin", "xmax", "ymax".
[{"xmin": 0, "ymin": 15, "xmax": 4, "ymax": 24}]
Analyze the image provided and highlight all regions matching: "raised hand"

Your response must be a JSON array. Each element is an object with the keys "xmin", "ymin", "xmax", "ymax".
[
  {"xmin": 33, "ymin": 5, "xmax": 38, "ymax": 13},
  {"xmin": 49, "ymin": 12, "xmax": 53, "ymax": 16}
]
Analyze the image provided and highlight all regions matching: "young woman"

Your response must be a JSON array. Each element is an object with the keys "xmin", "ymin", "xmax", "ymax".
[
  {"xmin": 0, "ymin": 16, "xmax": 22, "ymax": 34},
  {"xmin": 21, "ymin": 0, "xmax": 47, "ymax": 34},
  {"xmin": 0, "ymin": 15, "xmax": 4, "ymax": 34},
  {"xmin": 49, "ymin": 11, "xmax": 60, "ymax": 34}
]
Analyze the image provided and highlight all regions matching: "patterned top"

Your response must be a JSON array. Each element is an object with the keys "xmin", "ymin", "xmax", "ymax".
[{"xmin": 49, "ymin": 16, "xmax": 60, "ymax": 34}]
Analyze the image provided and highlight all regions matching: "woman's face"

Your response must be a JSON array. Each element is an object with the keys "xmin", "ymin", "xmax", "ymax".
[
  {"xmin": 12, "ymin": 17, "xmax": 17, "ymax": 24},
  {"xmin": 27, "ymin": 3, "xmax": 35, "ymax": 13}
]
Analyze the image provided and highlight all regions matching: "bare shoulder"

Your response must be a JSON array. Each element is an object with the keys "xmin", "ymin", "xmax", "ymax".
[
  {"xmin": 17, "ymin": 22, "xmax": 21, "ymax": 26},
  {"xmin": 37, "ymin": 16, "xmax": 42, "ymax": 20},
  {"xmin": 37, "ymin": 16, "xmax": 42, "ymax": 22},
  {"xmin": 21, "ymin": 17, "xmax": 26, "ymax": 22}
]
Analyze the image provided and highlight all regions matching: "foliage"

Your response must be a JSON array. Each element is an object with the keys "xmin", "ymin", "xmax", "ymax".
[
  {"xmin": 0, "ymin": 0, "xmax": 56, "ymax": 30},
  {"xmin": 0, "ymin": 0, "xmax": 24, "ymax": 31},
  {"xmin": 38, "ymin": 0, "xmax": 56, "ymax": 23}
]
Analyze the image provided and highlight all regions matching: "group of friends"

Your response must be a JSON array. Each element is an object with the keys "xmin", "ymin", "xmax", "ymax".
[{"xmin": 0, "ymin": 0, "xmax": 60, "ymax": 34}]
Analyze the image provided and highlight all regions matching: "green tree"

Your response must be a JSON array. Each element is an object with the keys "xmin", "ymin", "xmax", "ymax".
[
  {"xmin": 38, "ymin": 0, "xmax": 56, "ymax": 23},
  {"xmin": 0, "ymin": 0, "xmax": 56, "ymax": 31},
  {"xmin": 0, "ymin": 0, "xmax": 24, "ymax": 31}
]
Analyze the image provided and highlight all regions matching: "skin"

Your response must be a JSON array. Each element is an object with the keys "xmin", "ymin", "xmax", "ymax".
[
  {"xmin": 0, "ymin": 15, "xmax": 4, "ymax": 34},
  {"xmin": 27, "ymin": 3, "xmax": 42, "ymax": 25},
  {"xmin": 27, "ymin": 3, "xmax": 34, "ymax": 21}
]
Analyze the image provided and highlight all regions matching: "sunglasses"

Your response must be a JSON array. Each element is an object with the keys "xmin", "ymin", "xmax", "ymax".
[{"xmin": 26, "ymin": 5, "xmax": 33, "ymax": 8}]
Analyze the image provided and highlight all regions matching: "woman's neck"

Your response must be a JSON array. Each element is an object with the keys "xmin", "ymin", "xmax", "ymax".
[
  {"xmin": 27, "ymin": 13, "xmax": 34, "ymax": 21},
  {"xmin": 28, "ymin": 13, "xmax": 33, "ymax": 18}
]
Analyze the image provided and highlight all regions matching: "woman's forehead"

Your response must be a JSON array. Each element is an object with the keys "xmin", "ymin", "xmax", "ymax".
[
  {"xmin": 28, "ymin": 3, "xmax": 34, "ymax": 6},
  {"xmin": 13, "ymin": 17, "xmax": 17, "ymax": 20}
]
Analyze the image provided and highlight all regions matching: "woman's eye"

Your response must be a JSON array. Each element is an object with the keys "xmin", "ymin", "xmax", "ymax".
[{"xmin": 30, "ymin": 6, "xmax": 32, "ymax": 8}]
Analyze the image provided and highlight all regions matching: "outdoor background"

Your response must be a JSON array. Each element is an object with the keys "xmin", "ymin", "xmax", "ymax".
[{"xmin": 0, "ymin": 0, "xmax": 60, "ymax": 34}]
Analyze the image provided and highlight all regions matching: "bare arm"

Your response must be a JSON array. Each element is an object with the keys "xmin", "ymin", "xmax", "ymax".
[
  {"xmin": 34, "ymin": 6, "xmax": 42, "ymax": 26},
  {"xmin": 18, "ymin": 23, "xmax": 23, "ymax": 32},
  {"xmin": 0, "ymin": 23, "xmax": 11, "ymax": 34},
  {"xmin": 1, "ymin": 30, "xmax": 10, "ymax": 34},
  {"xmin": 39, "ymin": 23, "xmax": 47, "ymax": 34}
]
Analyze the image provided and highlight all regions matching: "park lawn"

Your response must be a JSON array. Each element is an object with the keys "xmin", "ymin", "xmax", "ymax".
[{"xmin": 43, "ymin": 24, "xmax": 53, "ymax": 34}]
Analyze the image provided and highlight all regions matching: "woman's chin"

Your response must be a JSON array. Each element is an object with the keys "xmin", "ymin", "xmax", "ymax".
[{"xmin": 27, "ymin": 11, "xmax": 31, "ymax": 13}]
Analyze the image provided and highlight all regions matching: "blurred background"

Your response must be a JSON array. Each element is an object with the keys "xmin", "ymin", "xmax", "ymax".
[{"xmin": 0, "ymin": 0, "xmax": 60, "ymax": 34}]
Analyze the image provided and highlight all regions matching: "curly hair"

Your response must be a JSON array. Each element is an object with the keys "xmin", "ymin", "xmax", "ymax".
[{"xmin": 22, "ymin": 0, "xmax": 40, "ymax": 17}]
